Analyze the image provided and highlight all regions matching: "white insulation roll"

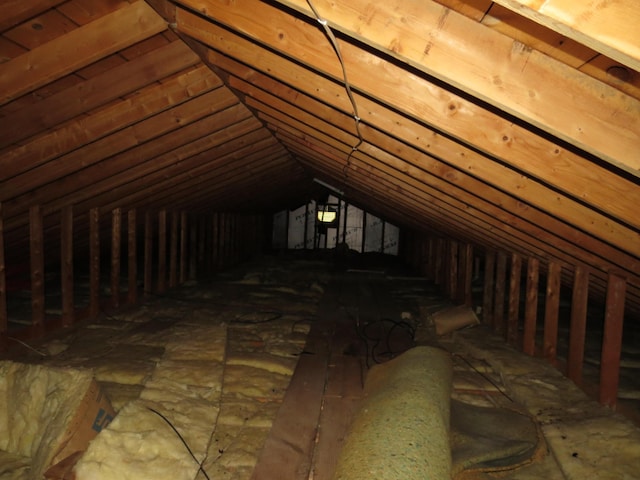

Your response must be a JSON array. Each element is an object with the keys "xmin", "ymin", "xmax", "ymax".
[{"xmin": 332, "ymin": 346, "xmax": 453, "ymax": 480}]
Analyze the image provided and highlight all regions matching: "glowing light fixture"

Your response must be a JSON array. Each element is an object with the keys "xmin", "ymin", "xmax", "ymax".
[
  {"xmin": 317, "ymin": 209, "xmax": 337, "ymax": 223},
  {"xmin": 317, "ymin": 204, "xmax": 338, "ymax": 224}
]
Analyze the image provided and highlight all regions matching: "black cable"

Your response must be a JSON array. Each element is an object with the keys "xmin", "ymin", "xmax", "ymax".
[
  {"xmin": 147, "ymin": 407, "xmax": 211, "ymax": 480},
  {"xmin": 450, "ymin": 352, "xmax": 514, "ymax": 403}
]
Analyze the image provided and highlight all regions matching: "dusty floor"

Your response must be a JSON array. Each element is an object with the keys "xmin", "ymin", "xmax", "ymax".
[{"xmin": 2, "ymin": 251, "xmax": 640, "ymax": 479}]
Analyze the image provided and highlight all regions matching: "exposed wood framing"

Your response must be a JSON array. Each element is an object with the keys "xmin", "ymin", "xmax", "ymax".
[
  {"xmin": 0, "ymin": 204, "xmax": 6, "ymax": 348},
  {"xmin": 0, "ymin": 1, "xmax": 168, "ymax": 106},
  {"xmin": 29, "ymin": 206, "xmax": 45, "ymax": 337},
  {"xmin": 111, "ymin": 208, "xmax": 122, "ymax": 308},
  {"xmin": 60, "ymin": 205, "xmax": 74, "ymax": 327},
  {"xmin": 494, "ymin": 252, "xmax": 508, "ymax": 333},
  {"xmin": 144, "ymin": 211, "xmax": 154, "ymax": 297},
  {"xmin": 483, "ymin": 250, "xmax": 496, "ymax": 325},
  {"xmin": 158, "ymin": 209, "xmax": 167, "ymax": 293},
  {"xmin": 543, "ymin": 261, "xmax": 562, "ymax": 364},
  {"xmin": 128, "ymin": 209, "xmax": 138, "ymax": 305},
  {"xmin": 493, "ymin": 0, "xmax": 640, "ymax": 72},
  {"xmin": 507, "ymin": 253, "xmax": 522, "ymax": 346},
  {"xmin": 522, "ymin": 256, "xmax": 540, "ymax": 356},
  {"xmin": 271, "ymin": 0, "xmax": 639, "ymax": 174},
  {"xmin": 567, "ymin": 265, "xmax": 589, "ymax": 386},
  {"xmin": 89, "ymin": 208, "xmax": 100, "ymax": 318},
  {"xmin": 169, "ymin": 211, "xmax": 178, "ymax": 288},
  {"xmin": 599, "ymin": 274, "xmax": 627, "ymax": 408}
]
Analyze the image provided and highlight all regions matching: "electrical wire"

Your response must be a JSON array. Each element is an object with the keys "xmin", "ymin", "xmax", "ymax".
[
  {"xmin": 306, "ymin": 0, "xmax": 364, "ymax": 191},
  {"xmin": 449, "ymin": 351, "xmax": 514, "ymax": 403},
  {"xmin": 147, "ymin": 407, "xmax": 211, "ymax": 480}
]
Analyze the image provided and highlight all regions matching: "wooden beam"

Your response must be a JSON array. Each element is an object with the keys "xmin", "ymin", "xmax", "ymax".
[
  {"xmin": 60, "ymin": 205, "xmax": 74, "ymax": 327},
  {"xmin": 507, "ymin": 253, "xmax": 522, "ymax": 346},
  {"xmin": 0, "ymin": 40, "xmax": 200, "ymax": 147},
  {"xmin": 543, "ymin": 261, "xmax": 562, "ymax": 364},
  {"xmin": 522, "ymin": 256, "xmax": 540, "ymax": 356},
  {"xmin": 463, "ymin": 244, "xmax": 474, "ymax": 307},
  {"xmin": 599, "ymin": 274, "xmax": 626, "ymax": 408},
  {"xmin": 1, "ymin": 66, "xmax": 223, "ymax": 192},
  {"xmin": 0, "ymin": 0, "xmax": 66, "ymax": 32},
  {"xmin": 89, "ymin": 208, "xmax": 100, "ymax": 318},
  {"xmin": 250, "ymin": 90, "xmax": 637, "ymax": 278},
  {"xmin": 270, "ymin": 0, "xmax": 640, "ymax": 174},
  {"xmin": 194, "ymin": 21, "xmax": 640, "ymax": 265},
  {"xmin": 448, "ymin": 240, "xmax": 458, "ymax": 301},
  {"xmin": 189, "ymin": 216, "xmax": 197, "ymax": 280},
  {"xmin": 567, "ymin": 265, "xmax": 589, "ymax": 386},
  {"xmin": 169, "ymin": 211, "xmax": 178, "ymax": 288},
  {"xmin": 29, "ymin": 206, "xmax": 45, "ymax": 337},
  {"xmin": 494, "ymin": 252, "xmax": 508, "ymax": 334},
  {"xmin": 111, "ymin": 208, "xmax": 122, "ymax": 309},
  {"xmin": 180, "ymin": 212, "xmax": 188, "ymax": 284},
  {"xmin": 0, "ymin": 1, "xmax": 168, "ymax": 107},
  {"xmin": 157, "ymin": 210, "xmax": 167, "ymax": 293},
  {"xmin": 0, "ymin": 203, "xmax": 6, "ymax": 349},
  {"xmin": 482, "ymin": 250, "xmax": 496, "ymax": 325},
  {"xmin": 492, "ymin": 0, "xmax": 640, "ymax": 72},
  {"xmin": 128, "ymin": 209, "xmax": 138, "ymax": 305},
  {"xmin": 144, "ymin": 212, "xmax": 153, "ymax": 296},
  {"xmin": 3, "ymin": 106, "xmax": 257, "ymax": 232},
  {"xmin": 178, "ymin": 0, "xmax": 640, "ymax": 243}
]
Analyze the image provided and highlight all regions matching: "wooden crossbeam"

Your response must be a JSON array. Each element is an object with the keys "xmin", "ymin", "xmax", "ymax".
[
  {"xmin": 0, "ymin": 1, "xmax": 168, "ymax": 107},
  {"xmin": 271, "ymin": 0, "xmax": 640, "ymax": 175},
  {"xmin": 493, "ymin": 0, "xmax": 640, "ymax": 72}
]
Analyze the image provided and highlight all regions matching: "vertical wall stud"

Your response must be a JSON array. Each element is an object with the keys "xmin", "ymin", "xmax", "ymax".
[
  {"xmin": 522, "ymin": 257, "xmax": 540, "ymax": 356},
  {"xmin": 180, "ymin": 212, "xmax": 187, "ymax": 284},
  {"xmin": 543, "ymin": 261, "xmax": 562, "ymax": 364},
  {"xmin": 0, "ymin": 203, "xmax": 7, "ymax": 349},
  {"xmin": 111, "ymin": 208, "xmax": 122, "ymax": 308},
  {"xmin": 89, "ymin": 208, "xmax": 100, "ymax": 318},
  {"xmin": 61, "ymin": 205, "xmax": 74, "ymax": 327},
  {"xmin": 434, "ymin": 238, "xmax": 444, "ymax": 286},
  {"xmin": 169, "ymin": 211, "xmax": 178, "ymax": 288},
  {"xmin": 567, "ymin": 265, "xmax": 589, "ymax": 385},
  {"xmin": 212, "ymin": 213, "xmax": 220, "ymax": 271},
  {"xmin": 30, "ymin": 206, "xmax": 45, "ymax": 337},
  {"xmin": 482, "ymin": 250, "xmax": 496, "ymax": 325},
  {"xmin": 599, "ymin": 274, "xmax": 626, "ymax": 408},
  {"xmin": 157, "ymin": 210, "xmax": 167, "ymax": 293},
  {"xmin": 144, "ymin": 211, "xmax": 153, "ymax": 297},
  {"xmin": 507, "ymin": 253, "xmax": 522, "ymax": 346},
  {"xmin": 462, "ymin": 244, "xmax": 474, "ymax": 307},
  {"xmin": 448, "ymin": 240, "xmax": 458, "ymax": 300},
  {"xmin": 494, "ymin": 252, "xmax": 507, "ymax": 334},
  {"xmin": 127, "ymin": 209, "xmax": 137, "ymax": 305},
  {"xmin": 197, "ymin": 216, "xmax": 206, "ymax": 274},
  {"xmin": 189, "ymin": 216, "xmax": 197, "ymax": 280}
]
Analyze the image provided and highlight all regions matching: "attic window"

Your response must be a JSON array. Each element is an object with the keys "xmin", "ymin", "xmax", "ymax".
[{"xmin": 317, "ymin": 204, "xmax": 338, "ymax": 224}]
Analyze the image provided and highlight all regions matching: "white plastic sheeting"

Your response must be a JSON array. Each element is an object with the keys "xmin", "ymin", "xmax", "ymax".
[{"xmin": 272, "ymin": 197, "xmax": 399, "ymax": 254}]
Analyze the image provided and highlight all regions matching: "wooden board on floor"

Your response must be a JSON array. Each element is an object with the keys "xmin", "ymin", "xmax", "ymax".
[
  {"xmin": 312, "ymin": 395, "xmax": 362, "ymax": 480},
  {"xmin": 312, "ymin": 353, "xmax": 365, "ymax": 480},
  {"xmin": 250, "ymin": 322, "xmax": 331, "ymax": 480}
]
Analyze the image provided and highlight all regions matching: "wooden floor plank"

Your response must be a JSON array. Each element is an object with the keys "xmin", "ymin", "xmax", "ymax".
[{"xmin": 249, "ymin": 299, "xmax": 334, "ymax": 480}]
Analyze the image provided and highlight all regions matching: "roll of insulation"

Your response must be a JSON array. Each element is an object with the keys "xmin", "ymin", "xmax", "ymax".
[{"xmin": 332, "ymin": 346, "xmax": 452, "ymax": 480}]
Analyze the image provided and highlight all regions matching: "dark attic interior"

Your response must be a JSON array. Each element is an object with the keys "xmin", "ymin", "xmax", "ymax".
[{"xmin": 1, "ymin": 0, "xmax": 639, "ymax": 479}]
